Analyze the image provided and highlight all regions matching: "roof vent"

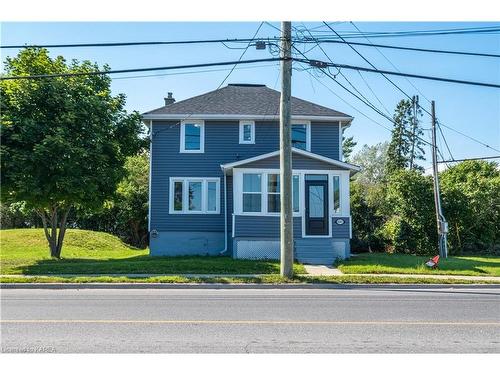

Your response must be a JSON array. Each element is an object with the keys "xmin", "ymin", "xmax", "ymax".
[
  {"xmin": 164, "ymin": 92, "xmax": 175, "ymax": 106},
  {"xmin": 228, "ymin": 83, "xmax": 266, "ymax": 87}
]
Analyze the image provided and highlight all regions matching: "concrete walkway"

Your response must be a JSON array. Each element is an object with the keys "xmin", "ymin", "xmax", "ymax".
[{"xmin": 303, "ymin": 265, "xmax": 343, "ymax": 276}]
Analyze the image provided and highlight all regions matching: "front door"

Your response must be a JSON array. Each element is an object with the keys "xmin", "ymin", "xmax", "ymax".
[{"xmin": 305, "ymin": 175, "xmax": 329, "ymax": 236}]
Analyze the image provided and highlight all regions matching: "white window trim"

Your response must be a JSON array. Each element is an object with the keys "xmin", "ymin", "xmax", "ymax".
[
  {"xmin": 291, "ymin": 120, "xmax": 311, "ymax": 152},
  {"xmin": 239, "ymin": 120, "xmax": 255, "ymax": 144},
  {"xmin": 169, "ymin": 177, "xmax": 220, "ymax": 214},
  {"xmin": 235, "ymin": 168, "xmax": 301, "ymax": 217},
  {"xmin": 180, "ymin": 120, "xmax": 205, "ymax": 153},
  {"xmin": 242, "ymin": 172, "xmax": 263, "ymax": 213}
]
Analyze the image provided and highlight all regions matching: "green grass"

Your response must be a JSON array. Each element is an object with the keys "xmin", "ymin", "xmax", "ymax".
[
  {"xmin": 0, "ymin": 229, "xmax": 305, "ymax": 275},
  {"xmin": 0, "ymin": 275, "xmax": 495, "ymax": 285},
  {"xmin": 337, "ymin": 253, "xmax": 500, "ymax": 277}
]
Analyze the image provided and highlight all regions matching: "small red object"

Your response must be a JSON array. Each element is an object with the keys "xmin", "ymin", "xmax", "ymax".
[{"xmin": 425, "ymin": 255, "xmax": 440, "ymax": 269}]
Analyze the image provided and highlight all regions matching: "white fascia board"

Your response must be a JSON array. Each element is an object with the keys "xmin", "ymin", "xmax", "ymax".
[
  {"xmin": 142, "ymin": 113, "xmax": 353, "ymax": 122},
  {"xmin": 221, "ymin": 148, "xmax": 361, "ymax": 174}
]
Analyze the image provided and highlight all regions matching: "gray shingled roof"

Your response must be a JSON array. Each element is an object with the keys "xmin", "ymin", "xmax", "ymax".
[{"xmin": 143, "ymin": 84, "xmax": 351, "ymax": 118}]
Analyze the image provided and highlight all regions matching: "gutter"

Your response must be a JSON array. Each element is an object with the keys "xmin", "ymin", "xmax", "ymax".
[{"xmin": 142, "ymin": 113, "xmax": 354, "ymax": 122}]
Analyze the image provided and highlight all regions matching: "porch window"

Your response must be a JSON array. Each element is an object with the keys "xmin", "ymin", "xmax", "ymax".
[
  {"xmin": 180, "ymin": 121, "xmax": 204, "ymax": 153},
  {"xmin": 267, "ymin": 174, "xmax": 280, "ymax": 212},
  {"xmin": 169, "ymin": 177, "xmax": 220, "ymax": 214},
  {"xmin": 242, "ymin": 173, "xmax": 262, "ymax": 212},
  {"xmin": 332, "ymin": 175, "xmax": 340, "ymax": 213},
  {"xmin": 266, "ymin": 174, "xmax": 300, "ymax": 213}
]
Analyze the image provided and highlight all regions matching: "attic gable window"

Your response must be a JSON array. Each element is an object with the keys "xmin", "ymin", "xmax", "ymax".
[
  {"xmin": 291, "ymin": 121, "xmax": 311, "ymax": 151},
  {"xmin": 239, "ymin": 121, "xmax": 255, "ymax": 144},
  {"xmin": 180, "ymin": 120, "xmax": 204, "ymax": 153}
]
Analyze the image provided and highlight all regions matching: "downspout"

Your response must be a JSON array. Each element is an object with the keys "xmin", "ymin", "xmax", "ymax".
[{"xmin": 219, "ymin": 167, "xmax": 229, "ymax": 255}]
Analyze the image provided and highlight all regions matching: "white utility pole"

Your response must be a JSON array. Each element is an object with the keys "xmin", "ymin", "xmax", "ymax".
[
  {"xmin": 431, "ymin": 100, "xmax": 448, "ymax": 258},
  {"xmin": 279, "ymin": 21, "xmax": 294, "ymax": 278}
]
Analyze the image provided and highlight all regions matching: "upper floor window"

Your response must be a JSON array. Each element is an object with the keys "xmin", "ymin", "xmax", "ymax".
[
  {"xmin": 180, "ymin": 120, "xmax": 204, "ymax": 153},
  {"xmin": 239, "ymin": 121, "xmax": 255, "ymax": 144},
  {"xmin": 292, "ymin": 122, "xmax": 311, "ymax": 151}
]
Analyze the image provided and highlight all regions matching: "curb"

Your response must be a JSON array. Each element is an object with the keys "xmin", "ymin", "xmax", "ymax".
[{"xmin": 1, "ymin": 283, "xmax": 499, "ymax": 290}]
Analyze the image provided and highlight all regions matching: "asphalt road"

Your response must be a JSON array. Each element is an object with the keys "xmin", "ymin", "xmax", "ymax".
[{"xmin": 1, "ymin": 286, "xmax": 499, "ymax": 353}]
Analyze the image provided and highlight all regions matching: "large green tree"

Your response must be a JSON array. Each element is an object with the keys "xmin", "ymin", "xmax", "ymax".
[
  {"xmin": 440, "ymin": 160, "xmax": 500, "ymax": 255},
  {"xmin": 1, "ymin": 48, "xmax": 144, "ymax": 258},
  {"xmin": 342, "ymin": 135, "xmax": 357, "ymax": 161},
  {"xmin": 351, "ymin": 142, "xmax": 389, "ymax": 185},
  {"xmin": 386, "ymin": 98, "xmax": 425, "ymax": 173},
  {"xmin": 381, "ymin": 169, "xmax": 437, "ymax": 254}
]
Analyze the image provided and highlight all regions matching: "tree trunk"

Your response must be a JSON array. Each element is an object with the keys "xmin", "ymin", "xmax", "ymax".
[{"xmin": 37, "ymin": 206, "xmax": 71, "ymax": 259}]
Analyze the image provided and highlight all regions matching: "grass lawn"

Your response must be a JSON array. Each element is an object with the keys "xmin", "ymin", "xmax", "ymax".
[
  {"xmin": 1, "ymin": 275, "xmax": 496, "ymax": 284},
  {"xmin": 0, "ymin": 229, "xmax": 305, "ymax": 275},
  {"xmin": 337, "ymin": 253, "xmax": 500, "ymax": 277}
]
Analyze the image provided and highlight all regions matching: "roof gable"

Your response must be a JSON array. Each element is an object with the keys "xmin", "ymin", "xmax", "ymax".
[{"xmin": 143, "ymin": 84, "xmax": 351, "ymax": 119}]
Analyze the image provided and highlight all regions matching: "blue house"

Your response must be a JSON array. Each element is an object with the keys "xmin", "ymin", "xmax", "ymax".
[{"xmin": 142, "ymin": 84, "xmax": 360, "ymax": 265}]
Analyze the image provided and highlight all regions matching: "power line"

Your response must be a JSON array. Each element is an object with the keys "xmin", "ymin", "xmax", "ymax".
[
  {"xmin": 297, "ymin": 58, "xmax": 500, "ymax": 89},
  {"xmin": 0, "ymin": 37, "xmax": 281, "ymax": 49},
  {"xmin": 310, "ymin": 38, "xmax": 500, "ymax": 58},
  {"xmin": 325, "ymin": 22, "xmax": 500, "ymax": 154},
  {"xmin": 0, "ymin": 57, "xmax": 284, "ymax": 81},
  {"xmin": 437, "ymin": 122, "xmax": 500, "ymax": 153},
  {"xmin": 437, "ymin": 156, "xmax": 500, "ymax": 163},
  {"xmin": 322, "ymin": 22, "xmax": 421, "ymax": 101},
  {"xmin": 436, "ymin": 122, "xmax": 455, "ymax": 161},
  {"xmin": 111, "ymin": 63, "xmax": 279, "ymax": 81},
  {"xmin": 305, "ymin": 25, "xmax": 500, "ymax": 38},
  {"xmin": 293, "ymin": 24, "xmax": 386, "ymax": 117},
  {"xmin": 349, "ymin": 22, "xmax": 432, "ymax": 105},
  {"xmin": 292, "ymin": 40, "xmax": 429, "ymax": 144},
  {"xmin": 216, "ymin": 22, "xmax": 264, "ymax": 90}
]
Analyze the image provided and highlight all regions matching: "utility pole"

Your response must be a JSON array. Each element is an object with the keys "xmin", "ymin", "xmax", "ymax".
[
  {"xmin": 279, "ymin": 21, "xmax": 294, "ymax": 278},
  {"xmin": 431, "ymin": 100, "xmax": 448, "ymax": 258}
]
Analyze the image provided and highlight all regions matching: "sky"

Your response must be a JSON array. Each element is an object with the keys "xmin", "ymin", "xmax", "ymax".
[{"xmin": 1, "ymin": 21, "xmax": 499, "ymax": 170}]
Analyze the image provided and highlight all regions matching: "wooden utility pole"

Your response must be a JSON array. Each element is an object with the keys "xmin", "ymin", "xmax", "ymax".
[
  {"xmin": 431, "ymin": 100, "xmax": 448, "ymax": 258},
  {"xmin": 279, "ymin": 21, "xmax": 294, "ymax": 278}
]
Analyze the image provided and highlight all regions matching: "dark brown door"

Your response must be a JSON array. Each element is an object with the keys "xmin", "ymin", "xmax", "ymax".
[{"xmin": 305, "ymin": 179, "xmax": 329, "ymax": 235}]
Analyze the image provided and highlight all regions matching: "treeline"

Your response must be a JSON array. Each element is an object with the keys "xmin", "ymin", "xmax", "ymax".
[{"xmin": 347, "ymin": 98, "xmax": 500, "ymax": 256}]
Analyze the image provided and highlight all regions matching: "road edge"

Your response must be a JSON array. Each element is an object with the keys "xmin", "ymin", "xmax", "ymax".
[{"xmin": 1, "ymin": 282, "xmax": 499, "ymax": 290}]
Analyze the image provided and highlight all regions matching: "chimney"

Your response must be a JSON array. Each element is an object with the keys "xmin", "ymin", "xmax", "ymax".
[{"xmin": 164, "ymin": 92, "xmax": 175, "ymax": 106}]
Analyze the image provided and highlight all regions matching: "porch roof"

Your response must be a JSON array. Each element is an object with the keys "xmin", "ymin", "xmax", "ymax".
[{"xmin": 220, "ymin": 148, "xmax": 361, "ymax": 175}]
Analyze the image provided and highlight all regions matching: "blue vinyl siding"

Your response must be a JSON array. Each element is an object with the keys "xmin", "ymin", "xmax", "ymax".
[
  {"xmin": 234, "ymin": 215, "xmax": 302, "ymax": 238},
  {"xmin": 311, "ymin": 121, "xmax": 340, "ymax": 160},
  {"xmin": 239, "ymin": 153, "xmax": 349, "ymax": 170},
  {"xmin": 150, "ymin": 120, "xmax": 341, "ymax": 233},
  {"xmin": 332, "ymin": 217, "xmax": 350, "ymax": 238}
]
